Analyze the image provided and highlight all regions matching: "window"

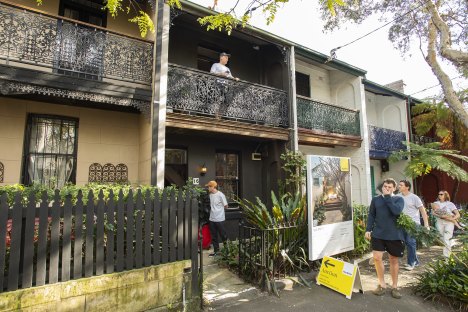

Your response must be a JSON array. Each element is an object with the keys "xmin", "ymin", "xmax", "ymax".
[
  {"xmin": 295, "ymin": 71, "xmax": 311, "ymax": 98},
  {"xmin": 165, "ymin": 148, "xmax": 188, "ymax": 187},
  {"xmin": 215, "ymin": 152, "xmax": 239, "ymax": 206},
  {"xmin": 22, "ymin": 115, "xmax": 78, "ymax": 188},
  {"xmin": 59, "ymin": 0, "xmax": 107, "ymax": 27},
  {"xmin": 197, "ymin": 45, "xmax": 222, "ymax": 72}
]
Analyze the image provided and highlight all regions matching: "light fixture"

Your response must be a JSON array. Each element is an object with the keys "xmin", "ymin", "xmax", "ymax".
[{"xmin": 200, "ymin": 163, "xmax": 207, "ymax": 176}]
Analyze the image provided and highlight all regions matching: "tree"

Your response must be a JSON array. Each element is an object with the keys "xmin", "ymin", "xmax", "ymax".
[
  {"xmin": 319, "ymin": 0, "xmax": 468, "ymax": 128},
  {"xmin": 389, "ymin": 142, "xmax": 468, "ymax": 182},
  {"xmin": 412, "ymin": 99, "xmax": 467, "ymax": 151}
]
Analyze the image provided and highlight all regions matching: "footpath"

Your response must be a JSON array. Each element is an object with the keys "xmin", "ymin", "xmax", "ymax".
[{"xmin": 202, "ymin": 245, "xmax": 455, "ymax": 312}]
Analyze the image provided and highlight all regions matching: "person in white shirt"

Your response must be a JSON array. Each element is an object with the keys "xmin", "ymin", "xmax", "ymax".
[
  {"xmin": 432, "ymin": 190, "xmax": 461, "ymax": 257},
  {"xmin": 210, "ymin": 52, "xmax": 239, "ymax": 119},
  {"xmin": 398, "ymin": 180, "xmax": 430, "ymax": 271},
  {"xmin": 210, "ymin": 52, "xmax": 236, "ymax": 79},
  {"xmin": 206, "ymin": 180, "xmax": 228, "ymax": 257}
]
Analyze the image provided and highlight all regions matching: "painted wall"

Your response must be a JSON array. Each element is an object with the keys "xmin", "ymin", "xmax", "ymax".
[
  {"xmin": 365, "ymin": 91, "xmax": 408, "ymax": 132},
  {"xmin": 295, "ymin": 60, "xmax": 331, "ymax": 103},
  {"xmin": 138, "ymin": 115, "xmax": 152, "ymax": 185},
  {"xmin": 370, "ymin": 159, "xmax": 407, "ymax": 194},
  {"xmin": 0, "ymin": 98, "xmax": 143, "ymax": 185}
]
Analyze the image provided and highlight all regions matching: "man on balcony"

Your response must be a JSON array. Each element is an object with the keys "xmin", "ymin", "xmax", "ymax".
[
  {"xmin": 398, "ymin": 180, "xmax": 430, "ymax": 271},
  {"xmin": 210, "ymin": 52, "xmax": 235, "ymax": 79}
]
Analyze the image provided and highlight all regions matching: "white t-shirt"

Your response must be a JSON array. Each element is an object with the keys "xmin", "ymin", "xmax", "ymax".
[
  {"xmin": 210, "ymin": 63, "xmax": 233, "ymax": 78},
  {"xmin": 433, "ymin": 201, "xmax": 457, "ymax": 218},
  {"xmin": 399, "ymin": 192, "xmax": 424, "ymax": 223},
  {"xmin": 209, "ymin": 191, "xmax": 228, "ymax": 222}
]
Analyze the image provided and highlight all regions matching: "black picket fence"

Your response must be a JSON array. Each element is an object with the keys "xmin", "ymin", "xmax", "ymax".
[{"xmin": 0, "ymin": 189, "xmax": 201, "ymax": 295}]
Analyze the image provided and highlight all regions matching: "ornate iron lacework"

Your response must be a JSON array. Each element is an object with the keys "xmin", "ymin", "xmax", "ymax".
[
  {"xmin": 3, "ymin": 81, "xmax": 151, "ymax": 119},
  {"xmin": 411, "ymin": 134, "xmax": 436, "ymax": 145},
  {"xmin": 368, "ymin": 125, "xmax": 406, "ymax": 152},
  {"xmin": 89, "ymin": 163, "xmax": 128, "ymax": 183},
  {"xmin": 296, "ymin": 97, "xmax": 361, "ymax": 136},
  {"xmin": 0, "ymin": 162, "xmax": 4, "ymax": 183},
  {"xmin": 167, "ymin": 64, "xmax": 289, "ymax": 127},
  {"xmin": 0, "ymin": 3, "xmax": 153, "ymax": 84},
  {"xmin": 88, "ymin": 163, "xmax": 102, "ymax": 183}
]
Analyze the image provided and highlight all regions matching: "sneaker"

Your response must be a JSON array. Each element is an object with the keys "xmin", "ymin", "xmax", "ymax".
[
  {"xmin": 391, "ymin": 288, "xmax": 402, "ymax": 299},
  {"xmin": 208, "ymin": 252, "xmax": 217, "ymax": 257},
  {"xmin": 404, "ymin": 264, "xmax": 415, "ymax": 271},
  {"xmin": 372, "ymin": 285, "xmax": 386, "ymax": 296}
]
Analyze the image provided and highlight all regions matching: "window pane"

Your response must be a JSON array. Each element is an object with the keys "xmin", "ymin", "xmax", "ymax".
[
  {"xmin": 296, "ymin": 71, "xmax": 311, "ymax": 98},
  {"xmin": 215, "ymin": 152, "xmax": 239, "ymax": 204},
  {"xmin": 165, "ymin": 148, "xmax": 187, "ymax": 165},
  {"xmin": 25, "ymin": 115, "xmax": 78, "ymax": 188}
]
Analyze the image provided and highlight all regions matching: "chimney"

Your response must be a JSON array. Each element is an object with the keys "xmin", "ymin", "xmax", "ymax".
[{"xmin": 384, "ymin": 80, "xmax": 405, "ymax": 93}]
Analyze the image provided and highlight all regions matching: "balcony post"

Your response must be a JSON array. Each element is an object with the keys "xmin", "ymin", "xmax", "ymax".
[
  {"xmin": 288, "ymin": 46, "xmax": 298, "ymax": 151},
  {"xmin": 151, "ymin": 0, "xmax": 170, "ymax": 187}
]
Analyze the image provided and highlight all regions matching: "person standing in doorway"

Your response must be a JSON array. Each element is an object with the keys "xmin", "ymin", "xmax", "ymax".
[
  {"xmin": 432, "ymin": 190, "xmax": 461, "ymax": 258},
  {"xmin": 206, "ymin": 180, "xmax": 228, "ymax": 257},
  {"xmin": 365, "ymin": 178, "xmax": 405, "ymax": 299},
  {"xmin": 398, "ymin": 180, "xmax": 430, "ymax": 271}
]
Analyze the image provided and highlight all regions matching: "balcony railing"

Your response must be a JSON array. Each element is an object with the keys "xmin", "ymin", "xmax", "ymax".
[
  {"xmin": 296, "ymin": 96, "xmax": 361, "ymax": 136},
  {"xmin": 167, "ymin": 64, "xmax": 289, "ymax": 128},
  {"xmin": 0, "ymin": 2, "xmax": 153, "ymax": 84},
  {"xmin": 368, "ymin": 125, "xmax": 406, "ymax": 158},
  {"xmin": 411, "ymin": 134, "xmax": 436, "ymax": 145}
]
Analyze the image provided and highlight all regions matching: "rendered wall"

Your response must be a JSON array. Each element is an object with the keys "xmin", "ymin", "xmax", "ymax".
[{"xmin": 0, "ymin": 98, "xmax": 141, "ymax": 185}]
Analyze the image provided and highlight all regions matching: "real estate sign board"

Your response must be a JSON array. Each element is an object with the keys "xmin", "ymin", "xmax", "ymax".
[{"xmin": 306, "ymin": 155, "xmax": 354, "ymax": 261}]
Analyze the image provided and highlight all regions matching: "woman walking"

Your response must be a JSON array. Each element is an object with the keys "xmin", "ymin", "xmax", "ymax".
[{"xmin": 432, "ymin": 190, "xmax": 460, "ymax": 257}]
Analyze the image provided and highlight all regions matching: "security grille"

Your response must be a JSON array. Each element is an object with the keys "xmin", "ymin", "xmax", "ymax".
[{"xmin": 23, "ymin": 115, "xmax": 78, "ymax": 188}]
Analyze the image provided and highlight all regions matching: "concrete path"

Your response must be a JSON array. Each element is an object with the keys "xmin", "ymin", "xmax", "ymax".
[{"xmin": 202, "ymin": 245, "xmax": 455, "ymax": 312}]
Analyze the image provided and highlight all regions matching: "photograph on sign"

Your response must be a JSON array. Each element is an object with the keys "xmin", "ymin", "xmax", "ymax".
[{"xmin": 306, "ymin": 155, "xmax": 354, "ymax": 260}]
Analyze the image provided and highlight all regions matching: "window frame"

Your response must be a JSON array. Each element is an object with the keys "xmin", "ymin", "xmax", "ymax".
[
  {"xmin": 21, "ymin": 114, "xmax": 79, "ymax": 188},
  {"xmin": 295, "ymin": 71, "xmax": 311, "ymax": 98}
]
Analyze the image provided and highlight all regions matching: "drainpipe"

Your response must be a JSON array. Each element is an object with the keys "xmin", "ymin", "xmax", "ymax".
[
  {"xmin": 406, "ymin": 96, "xmax": 416, "ymax": 192},
  {"xmin": 151, "ymin": 0, "xmax": 170, "ymax": 187}
]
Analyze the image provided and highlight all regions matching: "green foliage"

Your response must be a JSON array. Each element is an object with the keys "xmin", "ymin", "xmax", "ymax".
[
  {"xmin": 216, "ymin": 239, "xmax": 239, "ymax": 268},
  {"xmin": 313, "ymin": 201, "xmax": 326, "ymax": 226},
  {"xmin": 280, "ymin": 149, "xmax": 306, "ymax": 196},
  {"xmin": 104, "ymin": 0, "xmax": 124, "ymax": 18},
  {"xmin": 414, "ymin": 251, "xmax": 468, "ymax": 311},
  {"xmin": 129, "ymin": 11, "xmax": 155, "ymax": 38},
  {"xmin": 198, "ymin": 13, "xmax": 239, "ymax": 35},
  {"xmin": 397, "ymin": 214, "xmax": 442, "ymax": 247},
  {"xmin": 389, "ymin": 141, "xmax": 468, "ymax": 182},
  {"xmin": 351, "ymin": 203, "xmax": 370, "ymax": 256}
]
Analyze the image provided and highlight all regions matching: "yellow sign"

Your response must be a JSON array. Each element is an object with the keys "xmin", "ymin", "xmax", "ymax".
[
  {"xmin": 339, "ymin": 158, "xmax": 350, "ymax": 172},
  {"xmin": 316, "ymin": 256, "xmax": 362, "ymax": 299}
]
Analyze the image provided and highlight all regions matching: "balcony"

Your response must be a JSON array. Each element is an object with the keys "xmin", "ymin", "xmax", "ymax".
[
  {"xmin": 0, "ymin": 2, "xmax": 153, "ymax": 85},
  {"xmin": 167, "ymin": 64, "xmax": 289, "ymax": 128},
  {"xmin": 368, "ymin": 125, "xmax": 406, "ymax": 159},
  {"xmin": 411, "ymin": 134, "xmax": 437, "ymax": 145}
]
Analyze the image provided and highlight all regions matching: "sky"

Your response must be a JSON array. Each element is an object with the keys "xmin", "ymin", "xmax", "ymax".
[{"xmin": 190, "ymin": 0, "xmax": 467, "ymax": 100}]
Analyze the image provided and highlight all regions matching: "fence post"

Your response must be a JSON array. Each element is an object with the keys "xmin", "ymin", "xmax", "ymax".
[
  {"xmin": 190, "ymin": 194, "xmax": 199, "ymax": 297},
  {"xmin": 116, "ymin": 190, "xmax": 125, "ymax": 272},
  {"xmin": 0, "ymin": 193, "xmax": 8, "ymax": 292},
  {"xmin": 135, "ymin": 190, "xmax": 143, "ymax": 269},
  {"xmin": 106, "ymin": 190, "xmax": 115, "ymax": 274},
  {"xmin": 125, "ymin": 190, "xmax": 135, "ymax": 270},
  {"xmin": 96, "ymin": 190, "xmax": 105, "ymax": 275},
  {"xmin": 7, "ymin": 192, "xmax": 23, "ymax": 291},
  {"xmin": 21, "ymin": 192, "xmax": 36, "ymax": 288},
  {"xmin": 153, "ymin": 189, "xmax": 161, "ymax": 265},
  {"xmin": 85, "ymin": 191, "xmax": 95, "ymax": 277},
  {"xmin": 61, "ymin": 194, "xmax": 73, "ymax": 282}
]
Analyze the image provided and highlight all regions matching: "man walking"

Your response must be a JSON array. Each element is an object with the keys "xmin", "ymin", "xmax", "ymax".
[
  {"xmin": 206, "ymin": 180, "xmax": 228, "ymax": 257},
  {"xmin": 365, "ymin": 178, "xmax": 405, "ymax": 299},
  {"xmin": 398, "ymin": 180, "xmax": 430, "ymax": 270}
]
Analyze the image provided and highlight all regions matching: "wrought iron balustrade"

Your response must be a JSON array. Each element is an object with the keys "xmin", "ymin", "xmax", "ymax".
[
  {"xmin": 296, "ymin": 96, "xmax": 361, "ymax": 136},
  {"xmin": 368, "ymin": 125, "xmax": 406, "ymax": 157},
  {"xmin": 167, "ymin": 64, "xmax": 289, "ymax": 127},
  {"xmin": 411, "ymin": 134, "xmax": 436, "ymax": 145},
  {"xmin": 0, "ymin": 3, "xmax": 153, "ymax": 84}
]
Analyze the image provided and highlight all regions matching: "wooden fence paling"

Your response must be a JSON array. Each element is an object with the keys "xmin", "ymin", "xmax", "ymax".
[
  {"xmin": 73, "ymin": 192, "xmax": 84, "ymax": 279},
  {"xmin": 96, "ymin": 191, "xmax": 105, "ymax": 276},
  {"xmin": 191, "ymin": 197, "xmax": 199, "ymax": 296},
  {"xmin": 116, "ymin": 190, "xmax": 125, "ymax": 272},
  {"xmin": 135, "ymin": 190, "xmax": 143, "ymax": 269},
  {"xmin": 49, "ymin": 190, "xmax": 61, "ymax": 284},
  {"xmin": 144, "ymin": 191, "xmax": 152, "ymax": 267},
  {"xmin": 177, "ymin": 189, "xmax": 184, "ymax": 261},
  {"xmin": 21, "ymin": 193, "xmax": 36, "ymax": 288},
  {"xmin": 161, "ymin": 190, "xmax": 169, "ymax": 263},
  {"xmin": 153, "ymin": 190, "xmax": 161, "ymax": 265},
  {"xmin": 61, "ymin": 195, "xmax": 72, "ymax": 282},
  {"xmin": 85, "ymin": 192, "xmax": 95, "ymax": 278},
  {"xmin": 125, "ymin": 190, "xmax": 134, "ymax": 270},
  {"xmin": 8, "ymin": 192, "xmax": 23, "ymax": 291},
  {"xmin": 0, "ymin": 189, "xmax": 201, "ymax": 295},
  {"xmin": 106, "ymin": 191, "xmax": 115, "ymax": 274},
  {"xmin": 0, "ymin": 193, "xmax": 8, "ymax": 291},
  {"xmin": 169, "ymin": 191, "xmax": 177, "ymax": 262}
]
